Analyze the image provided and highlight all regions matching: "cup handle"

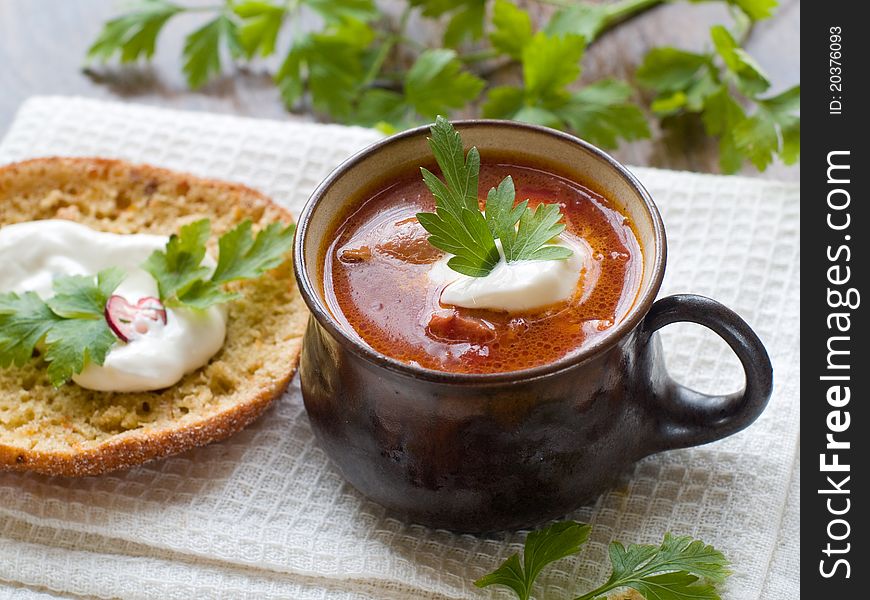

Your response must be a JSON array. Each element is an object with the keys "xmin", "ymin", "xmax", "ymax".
[{"xmin": 636, "ymin": 294, "xmax": 773, "ymax": 451}]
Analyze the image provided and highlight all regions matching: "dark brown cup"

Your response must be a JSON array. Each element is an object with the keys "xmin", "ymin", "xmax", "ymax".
[{"xmin": 293, "ymin": 121, "xmax": 773, "ymax": 532}]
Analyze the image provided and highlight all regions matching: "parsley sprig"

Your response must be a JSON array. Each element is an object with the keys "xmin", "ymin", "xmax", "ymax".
[
  {"xmin": 85, "ymin": 0, "xmax": 798, "ymax": 174},
  {"xmin": 0, "ymin": 268, "xmax": 124, "ymax": 386},
  {"xmin": 636, "ymin": 24, "xmax": 799, "ymax": 172},
  {"xmin": 415, "ymin": 117, "xmax": 572, "ymax": 278},
  {"xmin": 142, "ymin": 218, "xmax": 295, "ymax": 310},
  {"xmin": 0, "ymin": 218, "xmax": 294, "ymax": 386},
  {"xmin": 475, "ymin": 521, "xmax": 730, "ymax": 600}
]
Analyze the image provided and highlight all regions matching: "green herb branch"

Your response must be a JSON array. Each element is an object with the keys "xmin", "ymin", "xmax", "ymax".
[
  {"xmin": 475, "ymin": 521, "xmax": 730, "ymax": 600},
  {"xmin": 86, "ymin": 0, "xmax": 798, "ymax": 174},
  {"xmin": 143, "ymin": 218, "xmax": 296, "ymax": 310},
  {"xmin": 0, "ymin": 269, "xmax": 122, "ymax": 386},
  {"xmin": 0, "ymin": 218, "xmax": 294, "ymax": 386},
  {"xmin": 416, "ymin": 116, "xmax": 572, "ymax": 278},
  {"xmin": 636, "ymin": 23, "xmax": 799, "ymax": 172}
]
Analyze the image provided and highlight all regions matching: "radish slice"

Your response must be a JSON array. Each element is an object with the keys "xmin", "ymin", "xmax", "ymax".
[{"xmin": 105, "ymin": 295, "xmax": 167, "ymax": 342}]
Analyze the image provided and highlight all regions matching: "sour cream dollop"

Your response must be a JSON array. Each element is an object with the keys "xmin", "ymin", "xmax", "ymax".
[
  {"xmin": 0, "ymin": 220, "xmax": 227, "ymax": 392},
  {"xmin": 429, "ymin": 235, "xmax": 591, "ymax": 312}
]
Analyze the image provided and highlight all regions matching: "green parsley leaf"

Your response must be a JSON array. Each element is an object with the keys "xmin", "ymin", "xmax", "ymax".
[
  {"xmin": 175, "ymin": 279, "xmax": 240, "ymax": 311},
  {"xmin": 146, "ymin": 218, "xmax": 295, "ymax": 310},
  {"xmin": 501, "ymin": 203, "xmax": 573, "ymax": 263},
  {"xmin": 480, "ymin": 86, "xmax": 525, "ymax": 120},
  {"xmin": 475, "ymin": 521, "xmax": 592, "ymax": 600},
  {"xmin": 87, "ymin": 0, "xmax": 181, "ymax": 63},
  {"xmin": 584, "ymin": 533, "xmax": 730, "ymax": 600},
  {"xmin": 275, "ymin": 21, "xmax": 374, "ymax": 118},
  {"xmin": 483, "ymin": 31, "xmax": 646, "ymax": 150},
  {"xmin": 733, "ymin": 85, "xmax": 800, "ymax": 170},
  {"xmin": 423, "ymin": 115, "xmax": 480, "ymax": 214},
  {"xmin": 417, "ymin": 118, "xmax": 572, "ymax": 277},
  {"xmin": 701, "ymin": 86, "xmax": 747, "ymax": 173},
  {"xmin": 476, "ymin": 523, "xmax": 730, "ymax": 600},
  {"xmin": 143, "ymin": 219, "xmax": 212, "ymax": 302},
  {"xmin": 404, "ymin": 49, "xmax": 485, "ymax": 120},
  {"xmin": 556, "ymin": 79, "xmax": 651, "ymax": 149},
  {"xmin": 44, "ymin": 318, "xmax": 118, "ymax": 387},
  {"xmin": 415, "ymin": 117, "xmax": 498, "ymax": 277},
  {"xmin": 182, "ymin": 14, "xmax": 240, "ymax": 89},
  {"xmin": 489, "ymin": 0, "xmax": 533, "ymax": 60},
  {"xmin": 408, "ymin": 0, "xmax": 464, "ymax": 17},
  {"xmin": 636, "ymin": 48, "xmax": 712, "ymax": 93},
  {"xmin": 0, "ymin": 292, "xmax": 61, "ymax": 368},
  {"xmin": 522, "ymin": 32, "xmax": 586, "ymax": 104},
  {"xmin": 482, "ymin": 31, "xmax": 586, "ymax": 120},
  {"xmin": 411, "ymin": 0, "xmax": 485, "ymax": 46},
  {"xmin": 730, "ymin": 0, "xmax": 778, "ymax": 20},
  {"xmin": 484, "ymin": 175, "xmax": 528, "ymax": 240},
  {"xmin": 46, "ymin": 268, "xmax": 125, "ymax": 319},
  {"xmin": 0, "ymin": 269, "xmax": 125, "ymax": 386},
  {"xmin": 689, "ymin": 0, "xmax": 779, "ymax": 21},
  {"xmin": 211, "ymin": 220, "xmax": 297, "ymax": 284},
  {"xmin": 234, "ymin": 1, "xmax": 286, "ymax": 59},
  {"xmin": 353, "ymin": 89, "xmax": 409, "ymax": 130},
  {"xmin": 512, "ymin": 106, "xmax": 563, "ymax": 129},
  {"xmin": 305, "ymin": 0, "xmax": 379, "ymax": 24},
  {"xmin": 443, "ymin": 0, "xmax": 486, "ymax": 47},
  {"xmin": 710, "ymin": 25, "xmax": 770, "ymax": 96},
  {"xmin": 623, "ymin": 571, "xmax": 720, "ymax": 600},
  {"xmin": 544, "ymin": 3, "xmax": 609, "ymax": 42},
  {"xmin": 693, "ymin": 0, "xmax": 778, "ymax": 22}
]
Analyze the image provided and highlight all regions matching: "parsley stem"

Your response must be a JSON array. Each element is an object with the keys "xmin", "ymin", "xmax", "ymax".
[
  {"xmin": 363, "ymin": 5, "xmax": 412, "ymax": 86},
  {"xmin": 183, "ymin": 5, "xmax": 226, "ymax": 13},
  {"xmin": 459, "ymin": 48, "xmax": 500, "ymax": 64},
  {"xmin": 574, "ymin": 587, "xmax": 612, "ymax": 600},
  {"xmin": 603, "ymin": 0, "xmax": 667, "ymax": 26}
]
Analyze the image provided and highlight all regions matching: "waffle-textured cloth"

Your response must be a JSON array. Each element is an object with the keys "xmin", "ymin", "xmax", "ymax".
[{"xmin": 0, "ymin": 97, "xmax": 799, "ymax": 600}]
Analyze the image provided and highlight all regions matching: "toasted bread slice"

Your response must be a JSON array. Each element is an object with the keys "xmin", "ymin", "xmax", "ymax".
[{"xmin": 0, "ymin": 157, "xmax": 307, "ymax": 476}]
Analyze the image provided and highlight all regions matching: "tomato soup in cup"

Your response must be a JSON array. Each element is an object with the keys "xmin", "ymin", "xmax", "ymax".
[{"xmin": 293, "ymin": 120, "xmax": 773, "ymax": 532}]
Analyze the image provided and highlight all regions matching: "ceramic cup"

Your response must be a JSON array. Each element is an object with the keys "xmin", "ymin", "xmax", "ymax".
[{"xmin": 293, "ymin": 120, "xmax": 773, "ymax": 532}]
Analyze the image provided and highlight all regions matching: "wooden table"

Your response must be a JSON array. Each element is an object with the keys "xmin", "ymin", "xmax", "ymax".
[{"xmin": 0, "ymin": 0, "xmax": 799, "ymax": 181}]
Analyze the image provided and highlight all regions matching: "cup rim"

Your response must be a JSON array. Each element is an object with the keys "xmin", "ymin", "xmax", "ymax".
[{"xmin": 294, "ymin": 119, "xmax": 667, "ymax": 385}]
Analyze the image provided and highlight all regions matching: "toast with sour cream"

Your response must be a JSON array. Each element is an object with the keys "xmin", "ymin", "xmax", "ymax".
[{"xmin": 0, "ymin": 157, "xmax": 307, "ymax": 476}]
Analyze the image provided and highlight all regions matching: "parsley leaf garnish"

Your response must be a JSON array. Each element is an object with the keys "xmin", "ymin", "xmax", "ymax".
[
  {"xmin": 0, "ymin": 292, "xmax": 60, "ymax": 368},
  {"xmin": 142, "ymin": 219, "xmax": 212, "ymax": 302},
  {"xmin": 44, "ymin": 317, "xmax": 118, "ymax": 387},
  {"xmin": 46, "ymin": 268, "xmax": 126, "ymax": 319},
  {"xmin": 42, "ymin": 268, "xmax": 125, "ymax": 386},
  {"xmin": 502, "ymin": 203, "xmax": 574, "ymax": 263},
  {"xmin": 475, "ymin": 522, "xmax": 731, "ymax": 600},
  {"xmin": 0, "ymin": 269, "xmax": 124, "ymax": 386},
  {"xmin": 144, "ymin": 218, "xmax": 295, "ymax": 310},
  {"xmin": 415, "ymin": 117, "xmax": 498, "ymax": 277},
  {"xmin": 212, "ymin": 220, "xmax": 297, "ymax": 282},
  {"xmin": 416, "ymin": 117, "xmax": 572, "ymax": 278}
]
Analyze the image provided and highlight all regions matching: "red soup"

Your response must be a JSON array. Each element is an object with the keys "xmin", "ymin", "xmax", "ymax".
[{"xmin": 322, "ymin": 159, "xmax": 643, "ymax": 374}]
